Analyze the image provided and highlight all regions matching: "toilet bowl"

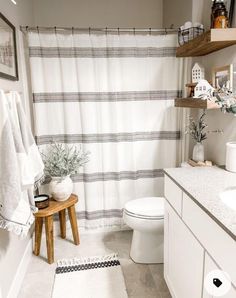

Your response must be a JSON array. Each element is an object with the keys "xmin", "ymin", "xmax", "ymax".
[{"xmin": 123, "ymin": 197, "xmax": 164, "ymax": 264}]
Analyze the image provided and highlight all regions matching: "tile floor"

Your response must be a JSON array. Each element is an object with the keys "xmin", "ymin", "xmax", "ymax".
[{"xmin": 18, "ymin": 230, "xmax": 171, "ymax": 298}]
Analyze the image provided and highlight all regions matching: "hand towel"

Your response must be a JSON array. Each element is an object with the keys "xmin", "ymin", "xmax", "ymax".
[{"xmin": 0, "ymin": 90, "xmax": 44, "ymax": 237}]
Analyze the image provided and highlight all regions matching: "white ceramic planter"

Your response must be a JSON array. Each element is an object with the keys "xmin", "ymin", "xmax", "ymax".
[
  {"xmin": 192, "ymin": 142, "xmax": 204, "ymax": 162},
  {"xmin": 49, "ymin": 176, "xmax": 73, "ymax": 201}
]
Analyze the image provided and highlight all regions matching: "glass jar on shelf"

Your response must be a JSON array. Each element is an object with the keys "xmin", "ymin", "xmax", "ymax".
[{"xmin": 211, "ymin": 0, "xmax": 229, "ymax": 29}]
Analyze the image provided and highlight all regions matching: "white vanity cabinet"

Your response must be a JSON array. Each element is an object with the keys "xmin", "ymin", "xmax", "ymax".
[
  {"xmin": 164, "ymin": 201, "xmax": 204, "ymax": 298},
  {"xmin": 164, "ymin": 174, "xmax": 236, "ymax": 298}
]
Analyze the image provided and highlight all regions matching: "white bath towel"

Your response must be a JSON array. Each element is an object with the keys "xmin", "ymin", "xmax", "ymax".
[{"xmin": 0, "ymin": 90, "xmax": 44, "ymax": 237}]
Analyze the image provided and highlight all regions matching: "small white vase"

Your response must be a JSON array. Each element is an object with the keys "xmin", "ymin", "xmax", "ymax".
[
  {"xmin": 192, "ymin": 142, "xmax": 204, "ymax": 162},
  {"xmin": 49, "ymin": 176, "xmax": 73, "ymax": 201}
]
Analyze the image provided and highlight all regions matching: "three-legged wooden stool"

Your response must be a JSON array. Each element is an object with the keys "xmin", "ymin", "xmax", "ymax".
[{"xmin": 34, "ymin": 194, "xmax": 80, "ymax": 264}]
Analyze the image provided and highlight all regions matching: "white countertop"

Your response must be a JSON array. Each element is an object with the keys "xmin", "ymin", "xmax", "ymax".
[{"xmin": 164, "ymin": 166, "xmax": 236, "ymax": 241}]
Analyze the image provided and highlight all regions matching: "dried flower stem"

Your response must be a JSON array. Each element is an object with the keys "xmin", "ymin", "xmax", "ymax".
[{"xmin": 185, "ymin": 112, "xmax": 207, "ymax": 143}]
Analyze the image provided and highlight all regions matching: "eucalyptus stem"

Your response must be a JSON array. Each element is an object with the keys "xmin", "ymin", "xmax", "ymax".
[{"xmin": 41, "ymin": 143, "xmax": 90, "ymax": 177}]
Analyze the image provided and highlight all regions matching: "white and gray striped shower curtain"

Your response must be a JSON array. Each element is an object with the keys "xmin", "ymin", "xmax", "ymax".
[{"xmin": 27, "ymin": 29, "xmax": 186, "ymax": 229}]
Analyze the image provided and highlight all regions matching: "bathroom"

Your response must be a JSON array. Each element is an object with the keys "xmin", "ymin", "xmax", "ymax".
[{"xmin": 0, "ymin": 0, "xmax": 236, "ymax": 297}]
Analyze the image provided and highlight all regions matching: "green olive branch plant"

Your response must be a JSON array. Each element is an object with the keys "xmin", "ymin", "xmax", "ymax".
[{"xmin": 41, "ymin": 143, "xmax": 90, "ymax": 178}]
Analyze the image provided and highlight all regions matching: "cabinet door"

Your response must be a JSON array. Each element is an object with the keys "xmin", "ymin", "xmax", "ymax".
[
  {"xmin": 164, "ymin": 201, "xmax": 204, "ymax": 298},
  {"xmin": 203, "ymin": 253, "xmax": 236, "ymax": 298}
]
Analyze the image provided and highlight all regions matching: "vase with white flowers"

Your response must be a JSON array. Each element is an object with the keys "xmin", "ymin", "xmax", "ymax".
[
  {"xmin": 41, "ymin": 143, "xmax": 90, "ymax": 201},
  {"xmin": 186, "ymin": 112, "xmax": 207, "ymax": 162}
]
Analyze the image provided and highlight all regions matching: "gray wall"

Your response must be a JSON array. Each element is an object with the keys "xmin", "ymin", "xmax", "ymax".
[
  {"xmin": 189, "ymin": 0, "xmax": 236, "ymax": 165},
  {"xmin": 33, "ymin": 0, "xmax": 163, "ymax": 28},
  {"xmin": 0, "ymin": 1, "xmax": 34, "ymax": 297},
  {"xmin": 163, "ymin": 0, "xmax": 236, "ymax": 165},
  {"xmin": 163, "ymin": 0, "xmax": 192, "ymax": 28},
  {"xmin": 163, "ymin": 0, "xmax": 212, "ymax": 29}
]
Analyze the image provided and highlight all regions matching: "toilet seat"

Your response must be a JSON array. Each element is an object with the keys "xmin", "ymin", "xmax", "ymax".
[{"xmin": 124, "ymin": 197, "xmax": 164, "ymax": 220}]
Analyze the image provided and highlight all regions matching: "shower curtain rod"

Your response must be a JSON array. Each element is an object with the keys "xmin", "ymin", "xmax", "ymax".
[{"xmin": 20, "ymin": 26, "xmax": 177, "ymax": 34}]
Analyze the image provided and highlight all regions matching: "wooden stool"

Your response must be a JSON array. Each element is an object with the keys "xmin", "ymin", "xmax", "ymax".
[{"xmin": 34, "ymin": 194, "xmax": 80, "ymax": 264}]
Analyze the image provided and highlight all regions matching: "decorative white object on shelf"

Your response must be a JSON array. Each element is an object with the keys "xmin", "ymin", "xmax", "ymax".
[
  {"xmin": 184, "ymin": 21, "xmax": 193, "ymax": 30},
  {"xmin": 193, "ymin": 22, "xmax": 204, "ymax": 29},
  {"xmin": 192, "ymin": 63, "xmax": 205, "ymax": 83},
  {"xmin": 194, "ymin": 79, "xmax": 215, "ymax": 99},
  {"xmin": 180, "ymin": 21, "xmax": 203, "ymax": 31}
]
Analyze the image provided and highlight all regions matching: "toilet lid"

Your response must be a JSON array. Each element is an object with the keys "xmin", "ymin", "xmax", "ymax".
[{"xmin": 124, "ymin": 197, "xmax": 164, "ymax": 218}]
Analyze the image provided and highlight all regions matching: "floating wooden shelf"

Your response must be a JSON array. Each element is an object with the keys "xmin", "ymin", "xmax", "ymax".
[
  {"xmin": 176, "ymin": 29, "xmax": 236, "ymax": 57},
  {"xmin": 175, "ymin": 98, "xmax": 220, "ymax": 109}
]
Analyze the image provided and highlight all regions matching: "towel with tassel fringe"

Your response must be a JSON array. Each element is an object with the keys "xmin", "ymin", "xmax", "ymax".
[{"xmin": 0, "ymin": 90, "xmax": 44, "ymax": 237}]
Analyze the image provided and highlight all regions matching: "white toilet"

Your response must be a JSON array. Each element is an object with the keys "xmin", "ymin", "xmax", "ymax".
[{"xmin": 123, "ymin": 197, "xmax": 164, "ymax": 264}]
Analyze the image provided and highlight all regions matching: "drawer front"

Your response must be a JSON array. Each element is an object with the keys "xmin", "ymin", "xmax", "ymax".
[
  {"xmin": 203, "ymin": 253, "xmax": 236, "ymax": 298},
  {"xmin": 182, "ymin": 193, "xmax": 236, "ymax": 287},
  {"xmin": 164, "ymin": 175, "xmax": 182, "ymax": 216}
]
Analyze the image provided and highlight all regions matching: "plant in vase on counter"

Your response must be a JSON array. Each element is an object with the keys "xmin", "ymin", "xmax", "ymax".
[
  {"xmin": 41, "ymin": 143, "xmax": 90, "ymax": 201},
  {"xmin": 185, "ymin": 112, "xmax": 207, "ymax": 163}
]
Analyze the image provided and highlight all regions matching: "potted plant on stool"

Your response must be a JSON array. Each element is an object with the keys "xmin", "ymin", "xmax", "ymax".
[{"xmin": 41, "ymin": 143, "xmax": 90, "ymax": 201}]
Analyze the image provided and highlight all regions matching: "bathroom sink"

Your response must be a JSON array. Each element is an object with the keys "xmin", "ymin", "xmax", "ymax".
[{"xmin": 220, "ymin": 188, "xmax": 236, "ymax": 211}]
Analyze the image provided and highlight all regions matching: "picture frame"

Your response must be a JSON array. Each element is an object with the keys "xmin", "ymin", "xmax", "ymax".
[
  {"xmin": 212, "ymin": 64, "xmax": 234, "ymax": 92},
  {"xmin": 0, "ymin": 12, "xmax": 18, "ymax": 81},
  {"xmin": 226, "ymin": 0, "xmax": 235, "ymax": 27}
]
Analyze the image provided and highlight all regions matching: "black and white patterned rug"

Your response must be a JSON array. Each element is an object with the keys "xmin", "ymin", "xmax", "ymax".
[{"xmin": 52, "ymin": 253, "xmax": 128, "ymax": 298}]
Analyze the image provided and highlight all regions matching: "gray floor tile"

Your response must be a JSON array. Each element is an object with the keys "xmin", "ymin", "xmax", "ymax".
[
  {"xmin": 121, "ymin": 258, "xmax": 159, "ymax": 297},
  {"xmin": 149, "ymin": 264, "xmax": 171, "ymax": 295},
  {"xmin": 160, "ymin": 291, "xmax": 172, "ymax": 298},
  {"xmin": 18, "ymin": 271, "xmax": 54, "ymax": 298}
]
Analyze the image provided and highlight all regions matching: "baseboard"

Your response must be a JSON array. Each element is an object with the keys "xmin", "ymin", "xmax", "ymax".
[
  {"xmin": 7, "ymin": 238, "xmax": 32, "ymax": 298},
  {"xmin": 164, "ymin": 271, "xmax": 177, "ymax": 298}
]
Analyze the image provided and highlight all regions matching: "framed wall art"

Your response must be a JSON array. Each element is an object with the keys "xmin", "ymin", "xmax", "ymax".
[
  {"xmin": 212, "ymin": 64, "xmax": 234, "ymax": 92},
  {"xmin": 0, "ymin": 12, "xmax": 18, "ymax": 81}
]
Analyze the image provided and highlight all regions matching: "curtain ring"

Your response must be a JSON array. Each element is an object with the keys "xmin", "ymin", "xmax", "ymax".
[
  {"xmin": 118, "ymin": 27, "xmax": 120, "ymax": 35},
  {"xmin": 89, "ymin": 27, "xmax": 91, "ymax": 35},
  {"xmin": 36, "ymin": 26, "xmax": 39, "ymax": 33},
  {"xmin": 165, "ymin": 28, "xmax": 167, "ymax": 35},
  {"xmin": 54, "ymin": 26, "xmax": 57, "ymax": 34},
  {"xmin": 72, "ymin": 27, "xmax": 74, "ymax": 35},
  {"xmin": 105, "ymin": 27, "xmax": 108, "ymax": 35},
  {"xmin": 149, "ymin": 28, "xmax": 152, "ymax": 35},
  {"xmin": 133, "ymin": 28, "xmax": 135, "ymax": 35}
]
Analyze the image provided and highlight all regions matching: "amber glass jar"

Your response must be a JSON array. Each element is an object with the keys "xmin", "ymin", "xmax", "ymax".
[
  {"xmin": 211, "ymin": 0, "xmax": 229, "ymax": 28},
  {"xmin": 214, "ymin": 8, "xmax": 229, "ymax": 28},
  {"xmin": 211, "ymin": 0, "xmax": 218, "ymax": 27}
]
